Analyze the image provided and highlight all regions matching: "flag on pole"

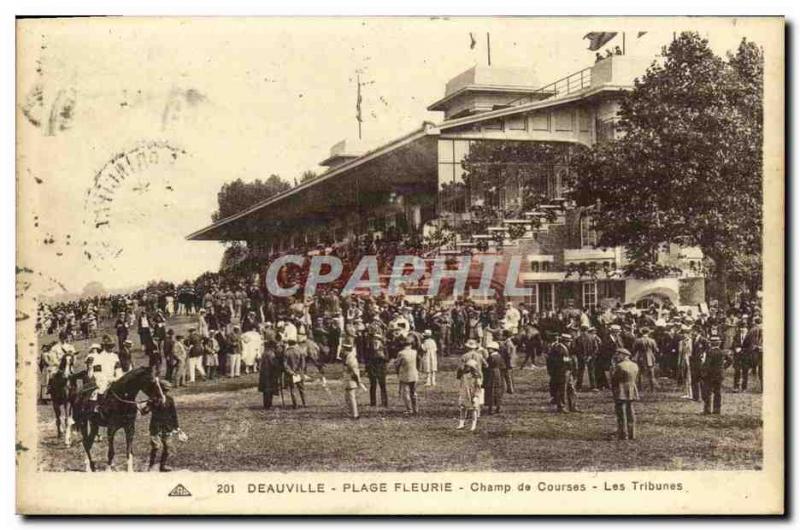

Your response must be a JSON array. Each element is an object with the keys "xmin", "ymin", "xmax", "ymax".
[
  {"xmin": 583, "ymin": 32, "xmax": 618, "ymax": 51},
  {"xmin": 469, "ymin": 32, "xmax": 477, "ymax": 49},
  {"xmin": 637, "ymin": 31, "xmax": 648, "ymax": 38},
  {"xmin": 356, "ymin": 76, "xmax": 363, "ymax": 123}
]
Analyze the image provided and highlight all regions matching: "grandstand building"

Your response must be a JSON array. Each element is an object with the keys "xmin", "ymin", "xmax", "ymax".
[{"xmin": 188, "ymin": 53, "xmax": 706, "ymax": 311}]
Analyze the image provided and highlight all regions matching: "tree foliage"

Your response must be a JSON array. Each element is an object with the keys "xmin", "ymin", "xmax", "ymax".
[
  {"xmin": 570, "ymin": 33, "xmax": 763, "ymax": 301},
  {"xmin": 212, "ymin": 174, "xmax": 291, "ymax": 223},
  {"xmin": 299, "ymin": 170, "xmax": 318, "ymax": 184}
]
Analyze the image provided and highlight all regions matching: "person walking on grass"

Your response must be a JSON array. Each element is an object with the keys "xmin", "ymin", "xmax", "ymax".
[
  {"xmin": 258, "ymin": 340, "xmax": 281, "ymax": 410},
  {"xmin": 484, "ymin": 341, "xmax": 505, "ymax": 415},
  {"xmin": 185, "ymin": 329, "xmax": 207, "ymax": 383},
  {"xmin": 171, "ymin": 334, "xmax": 187, "ymax": 387},
  {"xmin": 456, "ymin": 358, "xmax": 482, "ymax": 432},
  {"xmin": 394, "ymin": 335, "xmax": 420, "ymax": 415},
  {"xmin": 140, "ymin": 380, "xmax": 179, "ymax": 472},
  {"xmin": 611, "ymin": 348, "xmax": 639, "ymax": 441},
  {"xmin": 343, "ymin": 340, "xmax": 367, "ymax": 420},
  {"xmin": 421, "ymin": 329, "xmax": 438, "ymax": 387},
  {"xmin": 632, "ymin": 327, "xmax": 658, "ymax": 392},
  {"xmin": 700, "ymin": 333, "xmax": 732, "ymax": 415}
]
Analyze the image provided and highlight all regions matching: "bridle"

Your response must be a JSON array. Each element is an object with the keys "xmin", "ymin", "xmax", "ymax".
[{"xmin": 108, "ymin": 374, "xmax": 166, "ymax": 406}]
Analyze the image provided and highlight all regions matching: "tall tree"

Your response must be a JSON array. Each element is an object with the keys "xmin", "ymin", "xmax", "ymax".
[
  {"xmin": 570, "ymin": 33, "xmax": 763, "ymax": 305},
  {"xmin": 298, "ymin": 170, "xmax": 318, "ymax": 184},
  {"xmin": 212, "ymin": 174, "xmax": 291, "ymax": 222}
]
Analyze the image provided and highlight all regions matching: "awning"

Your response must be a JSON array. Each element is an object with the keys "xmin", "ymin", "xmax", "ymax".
[{"xmin": 187, "ymin": 127, "xmax": 438, "ymax": 242}]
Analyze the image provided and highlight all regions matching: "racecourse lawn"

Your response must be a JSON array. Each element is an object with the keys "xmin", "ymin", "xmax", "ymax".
[{"xmin": 36, "ymin": 315, "xmax": 763, "ymax": 472}]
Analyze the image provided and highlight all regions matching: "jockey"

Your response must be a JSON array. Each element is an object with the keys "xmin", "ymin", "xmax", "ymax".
[
  {"xmin": 86, "ymin": 335, "xmax": 123, "ymax": 410},
  {"xmin": 42, "ymin": 331, "xmax": 75, "ymax": 400}
]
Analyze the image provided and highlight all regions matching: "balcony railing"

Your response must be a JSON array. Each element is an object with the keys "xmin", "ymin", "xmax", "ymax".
[{"xmin": 507, "ymin": 66, "xmax": 593, "ymax": 106}]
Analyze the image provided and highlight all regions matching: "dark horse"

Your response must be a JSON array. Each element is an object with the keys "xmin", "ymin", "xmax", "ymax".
[
  {"xmin": 73, "ymin": 367, "xmax": 165, "ymax": 472},
  {"xmin": 49, "ymin": 353, "xmax": 78, "ymax": 447}
]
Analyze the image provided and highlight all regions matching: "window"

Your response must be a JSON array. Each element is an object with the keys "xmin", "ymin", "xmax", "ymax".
[
  {"xmin": 578, "ymin": 107, "xmax": 591, "ymax": 132},
  {"xmin": 530, "ymin": 262, "xmax": 540, "ymax": 273},
  {"xmin": 582, "ymin": 282, "xmax": 598, "ymax": 308},
  {"xmin": 507, "ymin": 115, "xmax": 527, "ymax": 131},
  {"xmin": 539, "ymin": 283, "xmax": 554, "ymax": 312},
  {"xmin": 580, "ymin": 215, "xmax": 598, "ymax": 247},
  {"xmin": 554, "ymin": 109, "xmax": 574, "ymax": 131},
  {"xmin": 483, "ymin": 119, "xmax": 503, "ymax": 131},
  {"xmin": 531, "ymin": 112, "xmax": 550, "ymax": 131}
]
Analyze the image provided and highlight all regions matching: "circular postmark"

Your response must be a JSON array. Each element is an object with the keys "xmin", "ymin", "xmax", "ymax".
[{"xmin": 83, "ymin": 141, "xmax": 187, "ymax": 268}]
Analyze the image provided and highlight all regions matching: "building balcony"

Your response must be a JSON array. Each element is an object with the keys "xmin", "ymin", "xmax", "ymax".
[{"xmin": 563, "ymin": 247, "xmax": 621, "ymax": 265}]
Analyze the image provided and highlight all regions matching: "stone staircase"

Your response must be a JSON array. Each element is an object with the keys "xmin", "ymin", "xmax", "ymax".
[{"xmin": 445, "ymin": 197, "xmax": 569, "ymax": 254}]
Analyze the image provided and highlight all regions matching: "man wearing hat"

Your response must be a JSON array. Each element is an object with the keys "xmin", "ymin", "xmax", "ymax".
[
  {"xmin": 551, "ymin": 334, "xmax": 579, "ymax": 413},
  {"xmin": 186, "ymin": 328, "xmax": 207, "ymax": 383},
  {"xmin": 42, "ymin": 331, "xmax": 76, "ymax": 401},
  {"xmin": 141, "ymin": 380, "xmax": 179, "ymax": 472},
  {"xmin": 119, "ymin": 339, "xmax": 134, "ymax": 373},
  {"xmin": 611, "ymin": 348, "xmax": 639, "ymax": 440},
  {"xmin": 743, "ymin": 316, "xmax": 763, "ymax": 390},
  {"xmin": 689, "ymin": 326, "xmax": 710, "ymax": 402},
  {"xmin": 598, "ymin": 324, "xmax": 624, "ymax": 390},
  {"xmin": 342, "ymin": 337, "xmax": 367, "ymax": 419},
  {"xmin": 498, "ymin": 330, "xmax": 517, "ymax": 394},
  {"xmin": 283, "ymin": 332, "xmax": 307, "ymax": 408},
  {"xmin": 632, "ymin": 327, "xmax": 659, "ymax": 392},
  {"xmin": 573, "ymin": 325, "xmax": 597, "ymax": 391},
  {"xmin": 700, "ymin": 333, "xmax": 732, "ymax": 414},
  {"xmin": 86, "ymin": 335, "xmax": 123, "ymax": 414},
  {"xmin": 676, "ymin": 324, "xmax": 694, "ymax": 399},
  {"xmin": 365, "ymin": 331, "xmax": 389, "ymax": 407},
  {"xmin": 393, "ymin": 335, "xmax": 420, "ymax": 415},
  {"xmin": 732, "ymin": 319, "xmax": 751, "ymax": 392}
]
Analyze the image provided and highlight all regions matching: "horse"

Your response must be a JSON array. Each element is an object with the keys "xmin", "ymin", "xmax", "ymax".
[
  {"xmin": 72, "ymin": 366, "xmax": 165, "ymax": 472},
  {"xmin": 49, "ymin": 353, "xmax": 78, "ymax": 446}
]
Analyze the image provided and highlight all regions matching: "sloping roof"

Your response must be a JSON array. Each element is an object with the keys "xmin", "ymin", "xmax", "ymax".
[{"xmin": 186, "ymin": 124, "xmax": 434, "ymax": 241}]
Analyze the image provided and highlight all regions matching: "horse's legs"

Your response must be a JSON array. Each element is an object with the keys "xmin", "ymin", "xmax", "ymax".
[
  {"xmin": 82, "ymin": 422, "xmax": 97, "ymax": 472},
  {"xmin": 64, "ymin": 403, "xmax": 73, "ymax": 447},
  {"xmin": 124, "ymin": 424, "xmax": 135, "ymax": 472},
  {"xmin": 53, "ymin": 401, "xmax": 62, "ymax": 439},
  {"xmin": 106, "ymin": 426, "xmax": 117, "ymax": 471}
]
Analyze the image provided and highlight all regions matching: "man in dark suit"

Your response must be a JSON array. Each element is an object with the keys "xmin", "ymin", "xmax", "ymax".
[
  {"xmin": 611, "ymin": 348, "xmax": 639, "ymax": 440},
  {"xmin": 598, "ymin": 324, "xmax": 624, "ymax": 390},
  {"xmin": 700, "ymin": 334, "xmax": 732, "ymax": 414},
  {"xmin": 732, "ymin": 320, "xmax": 750, "ymax": 391},
  {"xmin": 690, "ymin": 326, "xmax": 709, "ymax": 402},
  {"xmin": 365, "ymin": 335, "xmax": 388, "ymax": 407},
  {"xmin": 573, "ymin": 325, "xmax": 597, "ymax": 391},
  {"xmin": 743, "ymin": 316, "xmax": 763, "ymax": 390},
  {"xmin": 550, "ymin": 334, "xmax": 579, "ymax": 413},
  {"xmin": 283, "ymin": 339, "xmax": 307, "ymax": 408}
]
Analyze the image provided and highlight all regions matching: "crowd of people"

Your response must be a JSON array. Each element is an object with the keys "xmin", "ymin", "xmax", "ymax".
[{"xmin": 41, "ymin": 266, "xmax": 764, "ymax": 447}]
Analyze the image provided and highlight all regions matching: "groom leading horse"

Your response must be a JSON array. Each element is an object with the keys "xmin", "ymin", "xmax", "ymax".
[{"xmin": 73, "ymin": 348, "xmax": 165, "ymax": 472}]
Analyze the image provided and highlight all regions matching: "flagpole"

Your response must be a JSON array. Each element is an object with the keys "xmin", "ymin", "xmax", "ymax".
[
  {"xmin": 486, "ymin": 33, "xmax": 491, "ymax": 66},
  {"xmin": 356, "ymin": 74, "xmax": 362, "ymax": 140},
  {"xmin": 622, "ymin": 32, "xmax": 626, "ymax": 55}
]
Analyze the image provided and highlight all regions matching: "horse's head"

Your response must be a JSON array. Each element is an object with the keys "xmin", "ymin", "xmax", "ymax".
[
  {"xmin": 109, "ymin": 367, "xmax": 166, "ymax": 402},
  {"xmin": 58, "ymin": 353, "xmax": 75, "ymax": 377}
]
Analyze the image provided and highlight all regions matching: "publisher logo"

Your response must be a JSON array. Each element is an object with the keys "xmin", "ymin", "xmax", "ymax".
[{"xmin": 168, "ymin": 484, "xmax": 192, "ymax": 497}]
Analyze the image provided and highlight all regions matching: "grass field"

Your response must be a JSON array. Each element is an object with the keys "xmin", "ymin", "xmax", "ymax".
[{"xmin": 36, "ymin": 316, "xmax": 763, "ymax": 472}]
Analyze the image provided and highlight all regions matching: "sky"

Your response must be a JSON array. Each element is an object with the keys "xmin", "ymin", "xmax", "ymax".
[{"xmin": 16, "ymin": 17, "xmax": 767, "ymax": 295}]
